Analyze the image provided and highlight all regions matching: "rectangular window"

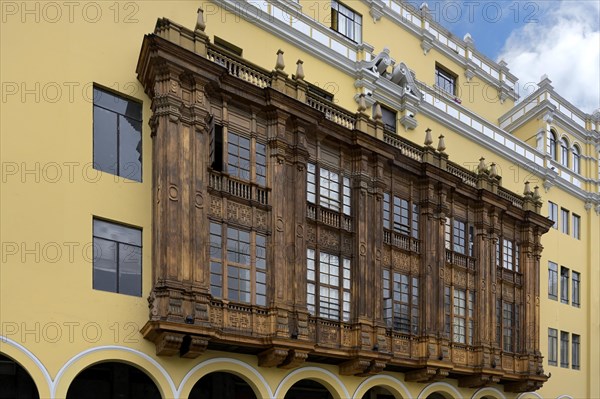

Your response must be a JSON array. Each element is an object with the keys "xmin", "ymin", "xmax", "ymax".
[
  {"xmin": 572, "ymin": 271, "xmax": 580, "ymax": 307},
  {"xmin": 435, "ymin": 64, "xmax": 457, "ymax": 96},
  {"xmin": 548, "ymin": 202, "xmax": 558, "ymax": 229},
  {"xmin": 502, "ymin": 239, "xmax": 514, "ymax": 271},
  {"xmin": 255, "ymin": 143, "xmax": 267, "ymax": 186},
  {"xmin": 93, "ymin": 219, "xmax": 142, "ymax": 296},
  {"xmin": 308, "ymin": 163, "xmax": 351, "ymax": 215},
  {"xmin": 503, "ymin": 302, "xmax": 514, "ymax": 352},
  {"xmin": 210, "ymin": 222, "xmax": 268, "ymax": 305},
  {"xmin": 548, "ymin": 261, "xmax": 558, "ymax": 300},
  {"xmin": 227, "ymin": 132, "xmax": 251, "ymax": 181},
  {"xmin": 572, "ymin": 334, "xmax": 580, "ymax": 370},
  {"xmin": 444, "ymin": 286, "xmax": 451, "ymax": 337},
  {"xmin": 331, "ymin": 0, "xmax": 362, "ymax": 42},
  {"xmin": 453, "ymin": 220, "xmax": 466, "ymax": 254},
  {"xmin": 468, "ymin": 291, "xmax": 475, "ymax": 345},
  {"xmin": 307, "ymin": 249, "xmax": 351, "ymax": 321},
  {"xmin": 453, "ymin": 289, "xmax": 466, "ymax": 344},
  {"xmin": 560, "ymin": 331, "xmax": 569, "ymax": 368},
  {"xmin": 560, "ymin": 266, "xmax": 569, "ymax": 304},
  {"xmin": 380, "ymin": 105, "xmax": 397, "ymax": 133},
  {"xmin": 561, "ymin": 208, "xmax": 569, "ymax": 234},
  {"xmin": 572, "ymin": 214, "xmax": 580, "ymax": 239},
  {"xmin": 93, "ymin": 86, "xmax": 142, "ymax": 182},
  {"xmin": 383, "ymin": 193, "xmax": 419, "ymax": 239},
  {"xmin": 548, "ymin": 328, "xmax": 558, "ymax": 366},
  {"xmin": 383, "ymin": 270, "xmax": 419, "ymax": 334}
]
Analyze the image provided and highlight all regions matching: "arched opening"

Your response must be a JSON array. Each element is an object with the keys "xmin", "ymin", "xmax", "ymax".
[
  {"xmin": 560, "ymin": 137, "xmax": 570, "ymax": 166},
  {"xmin": 572, "ymin": 145, "xmax": 581, "ymax": 173},
  {"xmin": 547, "ymin": 130, "xmax": 557, "ymax": 159},
  {"xmin": 284, "ymin": 379, "xmax": 334, "ymax": 399},
  {"xmin": 0, "ymin": 354, "xmax": 40, "ymax": 399},
  {"xmin": 361, "ymin": 386, "xmax": 397, "ymax": 399},
  {"xmin": 66, "ymin": 361, "xmax": 160, "ymax": 399},
  {"xmin": 189, "ymin": 372, "xmax": 257, "ymax": 399}
]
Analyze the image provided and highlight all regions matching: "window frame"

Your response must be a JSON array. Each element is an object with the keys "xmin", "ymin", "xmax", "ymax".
[
  {"xmin": 93, "ymin": 85, "xmax": 143, "ymax": 182},
  {"xmin": 307, "ymin": 248, "xmax": 351, "ymax": 321},
  {"xmin": 92, "ymin": 218, "xmax": 142, "ymax": 297},
  {"xmin": 210, "ymin": 121, "xmax": 268, "ymax": 188},
  {"xmin": 572, "ymin": 213, "xmax": 581, "ymax": 240},
  {"xmin": 380, "ymin": 104, "xmax": 397, "ymax": 133},
  {"xmin": 560, "ymin": 331, "xmax": 569, "ymax": 368},
  {"xmin": 383, "ymin": 269, "xmax": 419, "ymax": 334},
  {"xmin": 560, "ymin": 137, "xmax": 569, "ymax": 167},
  {"xmin": 435, "ymin": 64, "xmax": 457, "ymax": 96},
  {"xmin": 330, "ymin": 0, "xmax": 362, "ymax": 43},
  {"xmin": 572, "ymin": 271, "xmax": 580, "ymax": 307},
  {"xmin": 572, "ymin": 334, "xmax": 580, "ymax": 370},
  {"xmin": 560, "ymin": 208, "xmax": 569, "ymax": 234},
  {"xmin": 572, "ymin": 145, "xmax": 581, "ymax": 173},
  {"xmin": 560, "ymin": 266, "xmax": 569, "ymax": 304},
  {"xmin": 548, "ymin": 201, "xmax": 558, "ymax": 229},
  {"xmin": 445, "ymin": 217, "xmax": 473, "ymax": 256},
  {"xmin": 548, "ymin": 261, "xmax": 558, "ymax": 300},
  {"xmin": 444, "ymin": 286, "xmax": 475, "ymax": 345},
  {"xmin": 547, "ymin": 130, "xmax": 557, "ymax": 160},
  {"xmin": 548, "ymin": 328, "xmax": 558, "ymax": 366},
  {"xmin": 307, "ymin": 162, "xmax": 351, "ymax": 216},
  {"xmin": 209, "ymin": 222, "xmax": 268, "ymax": 306},
  {"xmin": 383, "ymin": 192, "xmax": 419, "ymax": 239}
]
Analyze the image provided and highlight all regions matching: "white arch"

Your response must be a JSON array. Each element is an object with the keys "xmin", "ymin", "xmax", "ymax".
[
  {"xmin": 177, "ymin": 357, "xmax": 273, "ymax": 398},
  {"xmin": 516, "ymin": 393, "xmax": 543, "ymax": 399},
  {"xmin": 557, "ymin": 395, "xmax": 574, "ymax": 399},
  {"xmin": 0, "ymin": 335, "xmax": 53, "ymax": 394},
  {"xmin": 52, "ymin": 345, "xmax": 177, "ymax": 398},
  {"xmin": 416, "ymin": 381, "xmax": 462, "ymax": 399},
  {"xmin": 352, "ymin": 374, "xmax": 413, "ymax": 399},
  {"xmin": 472, "ymin": 386, "xmax": 507, "ymax": 399},
  {"xmin": 274, "ymin": 366, "xmax": 350, "ymax": 399}
]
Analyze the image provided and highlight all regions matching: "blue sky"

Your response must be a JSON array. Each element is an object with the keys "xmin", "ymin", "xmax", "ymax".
[{"xmin": 407, "ymin": 0, "xmax": 600, "ymax": 113}]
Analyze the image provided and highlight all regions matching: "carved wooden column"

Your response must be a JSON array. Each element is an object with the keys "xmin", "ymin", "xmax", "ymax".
[
  {"xmin": 419, "ymin": 178, "xmax": 440, "ymax": 336},
  {"xmin": 290, "ymin": 120, "xmax": 310, "ymax": 340},
  {"xmin": 266, "ymin": 109, "xmax": 294, "ymax": 337}
]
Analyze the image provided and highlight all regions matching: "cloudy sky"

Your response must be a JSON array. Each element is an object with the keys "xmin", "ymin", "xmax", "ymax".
[{"xmin": 417, "ymin": 0, "xmax": 600, "ymax": 114}]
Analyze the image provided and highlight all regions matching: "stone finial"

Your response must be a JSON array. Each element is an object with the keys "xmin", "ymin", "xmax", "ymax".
[
  {"xmin": 477, "ymin": 157, "xmax": 487, "ymax": 174},
  {"xmin": 358, "ymin": 94, "xmax": 367, "ymax": 113},
  {"xmin": 490, "ymin": 163, "xmax": 498, "ymax": 178},
  {"xmin": 437, "ymin": 135, "xmax": 446, "ymax": 153},
  {"xmin": 373, "ymin": 102, "xmax": 383, "ymax": 121},
  {"xmin": 275, "ymin": 50, "xmax": 285, "ymax": 71},
  {"xmin": 524, "ymin": 181, "xmax": 532, "ymax": 196},
  {"xmin": 424, "ymin": 128, "xmax": 433, "ymax": 147},
  {"xmin": 533, "ymin": 186, "xmax": 541, "ymax": 200},
  {"xmin": 295, "ymin": 60, "xmax": 305, "ymax": 80},
  {"xmin": 463, "ymin": 33, "xmax": 474, "ymax": 46},
  {"xmin": 196, "ymin": 8, "xmax": 206, "ymax": 32}
]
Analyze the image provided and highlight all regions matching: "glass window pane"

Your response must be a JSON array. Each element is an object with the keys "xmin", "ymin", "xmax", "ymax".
[
  {"xmin": 118, "ymin": 243, "xmax": 142, "ymax": 296},
  {"xmin": 93, "ymin": 237, "xmax": 117, "ymax": 293},
  {"xmin": 94, "ymin": 219, "xmax": 141, "ymax": 245},
  {"xmin": 119, "ymin": 115, "xmax": 142, "ymax": 182},
  {"xmin": 93, "ymin": 106, "xmax": 118, "ymax": 176}
]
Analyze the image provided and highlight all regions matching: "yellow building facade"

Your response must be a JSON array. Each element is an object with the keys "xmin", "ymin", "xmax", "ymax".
[{"xmin": 1, "ymin": 1, "xmax": 598, "ymax": 399}]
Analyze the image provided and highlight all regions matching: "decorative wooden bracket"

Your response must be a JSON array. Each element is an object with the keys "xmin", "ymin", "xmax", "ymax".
[
  {"xmin": 339, "ymin": 358, "xmax": 386, "ymax": 376},
  {"xmin": 405, "ymin": 367, "xmax": 450, "ymax": 382},
  {"xmin": 258, "ymin": 347, "xmax": 310, "ymax": 369},
  {"xmin": 459, "ymin": 373, "xmax": 501, "ymax": 388}
]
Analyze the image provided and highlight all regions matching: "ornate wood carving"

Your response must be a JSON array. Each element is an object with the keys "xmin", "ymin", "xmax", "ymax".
[{"xmin": 136, "ymin": 19, "xmax": 554, "ymax": 391}]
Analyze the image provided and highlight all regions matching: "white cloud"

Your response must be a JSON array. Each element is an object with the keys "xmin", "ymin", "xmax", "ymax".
[{"xmin": 498, "ymin": 1, "xmax": 600, "ymax": 114}]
